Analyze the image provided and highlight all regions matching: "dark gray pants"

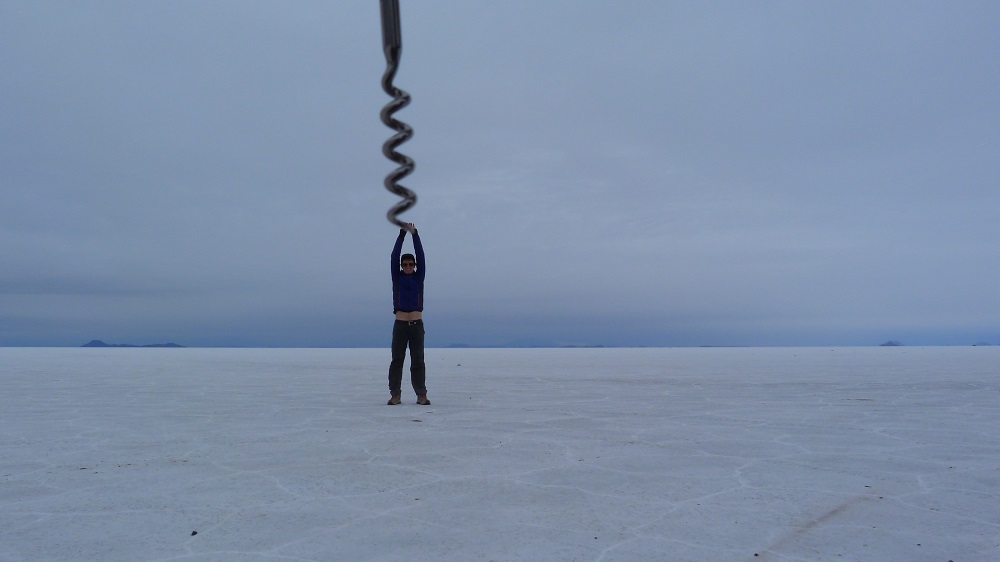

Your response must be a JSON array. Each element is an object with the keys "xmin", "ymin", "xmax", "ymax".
[{"xmin": 388, "ymin": 319, "xmax": 426, "ymax": 396}]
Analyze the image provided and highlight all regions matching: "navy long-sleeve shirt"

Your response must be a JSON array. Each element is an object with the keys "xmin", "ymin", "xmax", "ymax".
[{"xmin": 391, "ymin": 230, "xmax": 425, "ymax": 313}]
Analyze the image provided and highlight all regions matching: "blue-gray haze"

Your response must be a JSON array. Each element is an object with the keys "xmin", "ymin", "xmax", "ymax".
[{"xmin": 2, "ymin": 1, "xmax": 998, "ymax": 347}]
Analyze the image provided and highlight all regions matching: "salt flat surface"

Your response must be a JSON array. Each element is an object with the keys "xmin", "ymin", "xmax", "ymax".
[{"xmin": 1, "ymin": 346, "xmax": 998, "ymax": 562}]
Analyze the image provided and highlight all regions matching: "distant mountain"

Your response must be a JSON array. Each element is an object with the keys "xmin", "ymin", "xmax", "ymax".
[
  {"xmin": 880, "ymin": 341, "xmax": 904, "ymax": 346},
  {"xmin": 82, "ymin": 340, "xmax": 185, "ymax": 348},
  {"xmin": 499, "ymin": 337, "xmax": 562, "ymax": 348}
]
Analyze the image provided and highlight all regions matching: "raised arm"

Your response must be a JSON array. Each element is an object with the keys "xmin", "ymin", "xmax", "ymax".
[
  {"xmin": 412, "ymin": 228, "xmax": 425, "ymax": 281},
  {"xmin": 391, "ymin": 228, "xmax": 406, "ymax": 277}
]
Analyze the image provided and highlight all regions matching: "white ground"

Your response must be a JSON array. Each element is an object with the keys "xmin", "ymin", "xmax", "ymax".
[{"xmin": 1, "ymin": 346, "xmax": 998, "ymax": 561}]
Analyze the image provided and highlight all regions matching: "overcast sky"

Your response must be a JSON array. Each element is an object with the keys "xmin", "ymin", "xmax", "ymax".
[{"xmin": 3, "ymin": 1, "xmax": 998, "ymax": 348}]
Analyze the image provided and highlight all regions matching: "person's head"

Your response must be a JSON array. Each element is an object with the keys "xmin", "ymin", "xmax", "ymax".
[{"xmin": 400, "ymin": 253, "xmax": 417, "ymax": 272}]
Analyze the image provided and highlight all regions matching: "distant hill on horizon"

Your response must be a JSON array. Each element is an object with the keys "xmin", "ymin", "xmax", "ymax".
[{"xmin": 82, "ymin": 340, "xmax": 185, "ymax": 348}]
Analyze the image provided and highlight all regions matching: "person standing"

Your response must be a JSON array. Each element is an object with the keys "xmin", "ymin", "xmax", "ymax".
[{"xmin": 387, "ymin": 223, "xmax": 429, "ymax": 405}]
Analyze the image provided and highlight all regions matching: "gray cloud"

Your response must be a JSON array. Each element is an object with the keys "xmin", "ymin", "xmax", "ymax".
[{"xmin": 3, "ymin": 1, "xmax": 998, "ymax": 347}]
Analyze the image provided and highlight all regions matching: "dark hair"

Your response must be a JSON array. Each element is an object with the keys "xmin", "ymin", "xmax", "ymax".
[{"xmin": 400, "ymin": 253, "xmax": 416, "ymax": 264}]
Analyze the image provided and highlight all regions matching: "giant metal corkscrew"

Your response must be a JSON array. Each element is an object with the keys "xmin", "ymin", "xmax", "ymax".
[{"xmin": 379, "ymin": 0, "xmax": 416, "ymax": 231}]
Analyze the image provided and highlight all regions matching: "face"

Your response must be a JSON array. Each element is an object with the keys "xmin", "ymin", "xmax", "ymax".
[{"xmin": 400, "ymin": 260, "xmax": 416, "ymax": 272}]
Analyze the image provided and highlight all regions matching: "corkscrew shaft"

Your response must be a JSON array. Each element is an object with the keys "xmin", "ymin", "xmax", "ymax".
[{"xmin": 379, "ymin": 0, "xmax": 416, "ymax": 230}]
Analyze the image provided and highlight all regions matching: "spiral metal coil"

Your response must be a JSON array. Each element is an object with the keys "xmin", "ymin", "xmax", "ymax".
[{"xmin": 379, "ymin": 0, "xmax": 416, "ymax": 230}]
